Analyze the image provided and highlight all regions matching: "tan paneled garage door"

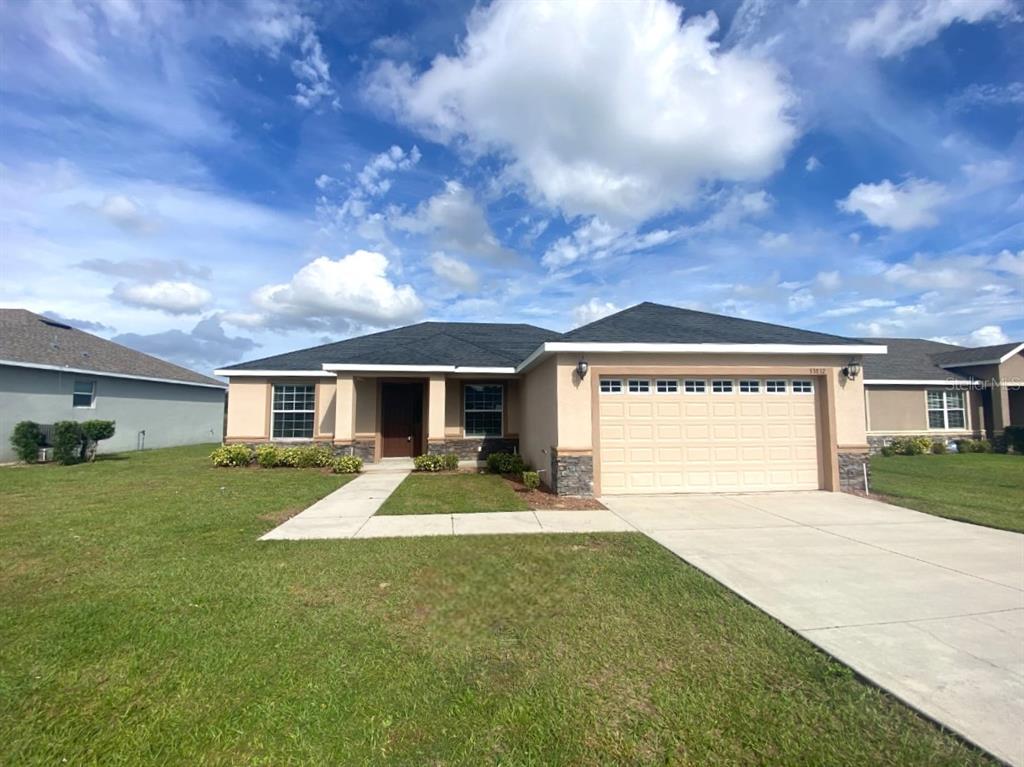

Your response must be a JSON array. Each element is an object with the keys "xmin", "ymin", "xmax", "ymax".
[{"xmin": 598, "ymin": 376, "xmax": 820, "ymax": 494}]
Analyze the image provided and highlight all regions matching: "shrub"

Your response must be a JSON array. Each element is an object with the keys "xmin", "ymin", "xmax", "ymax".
[
  {"xmin": 441, "ymin": 453, "xmax": 459, "ymax": 471},
  {"xmin": 880, "ymin": 445, "xmax": 895, "ymax": 457},
  {"xmin": 486, "ymin": 452, "xmax": 525, "ymax": 474},
  {"xmin": 210, "ymin": 444, "xmax": 254, "ymax": 467},
  {"xmin": 52, "ymin": 421, "xmax": 84, "ymax": 465},
  {"xmin": 255, "ymin": 444, "xmax": 281, "ymax": 468},
  {"xmin": 413, "ymin": 454, "xmax": 444, "ymax": 472},
  {"xmin": 10, "ymin": 421, "xmax": 43, "ymax": 463},
  {"xmin": 1003, "ymin": 425, "xmax": 1024, "ymax": 454},
  {"xmin": 332, "ymin": 455, "xmax": 363, "ymax": 474},
  {"xmin": 889, "ymin": 436, "xmax": 932, "ymax": 456},
  {"xmin": 970, "ymin": 439, "xmax": 993, "ymax": 453},
  {"xmin": 953, "ymin": 439, "xmax": 972, "ymax": 454},
  {"xmin": 277, "ymin": 445, "xmax": 334, "ymax": 468},
  {"xmin": 79, "ymin": 420, "xmax": 115, "ymax": 461},
  {"xmin": 930, "ymin": 441, "xmax": 947, "ymax": 454},
  {"xmin": 522, "ymin": 470, "xmax": 540, "ymax": 490}
]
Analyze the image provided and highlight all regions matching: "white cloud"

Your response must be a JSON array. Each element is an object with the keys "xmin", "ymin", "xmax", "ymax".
[
  {"xmin": 950, "ymin": 82, "xmax": 1024, "ymax": 112},
  {"xmin": 390, "ymin": 180, "xmax": 514, "ymax": 262},
  {"xmin": 847, "ymin": 0, "xmax": 1012, "ymax": 58},
  {"xmin": 573, "ymin": 298, "xmax": 620, "ymax": 326},
  {"xmin": 367, "ymin": 0, "xmax": 797, "ymax": 223},
  {"xmin": 816, "ymin": 271, "xmax": 842, "ymax": 291},
  {"xmin": 249, "ymin": 250, "xmax": 423, "ymax": 329},
  {"xmin": 356, "ymin": 145, "xmax": 421, "ymax": 196},
  {"xmin": 805, "ymin": 156, "xmax": 822, "ymax": 172},
  {"xmin": 966, "ymin": 325, "xmax": 1010, "ymax": 346},
  {"xmin": 291, "ymin": 25, "xmax": 337, "ymax": 109},
  {"xmin": 759, "ymin": 232, "xmax": 790, "ymax": 249},
  {"xmin": 112, "ymin": 280, "xmax": 213, "ymax": 314},
  {"xmin": 838, "ymin": 177, "xmax": 948, "ymax": 230},
  {"xmin": 541, "ymin": 218, "xmax": 673, "ymax": 270},
  {"xmin": 993, "ymin": 249, "xmax": 1024, "ymax": 277},
  {"xmin": 787, "ymin": 290, "xmax": 815, "ymax": 312},
  {"xmin": 429, "ymin": 253, "xmax": 479, "ymax": 292},
  {"xmin": 315, "ymin": 174, "xmax": 337, "ymax": 190},
  {"xmin": 819, "ymin": 298, "xmax": 898, "ymax": 317},
  {"xmin": 84, "ymin": 194, "xmax": 158, "ymax": 233}
]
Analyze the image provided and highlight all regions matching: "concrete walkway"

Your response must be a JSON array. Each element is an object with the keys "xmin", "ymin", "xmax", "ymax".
[{"xmin": 603, "ymin": 491, "xmax": 1024, "ymax": 766}]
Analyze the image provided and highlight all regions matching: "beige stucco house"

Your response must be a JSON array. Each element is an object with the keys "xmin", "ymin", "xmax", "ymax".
[
  {"xmin": 863, "ymin": 338, "xmax": 1024, "ymax": 450},
  {"xmin": 216, "ymin": 303, "xmax": 886, "ymax": 496}
]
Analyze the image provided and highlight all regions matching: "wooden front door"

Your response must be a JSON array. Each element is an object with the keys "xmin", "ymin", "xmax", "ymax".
[{"xmin": 380, "ymin": 382, "xmax": 423, "ymax": 457}]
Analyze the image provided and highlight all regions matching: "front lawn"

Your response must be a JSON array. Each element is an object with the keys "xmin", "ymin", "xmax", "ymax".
[
  {"xmin": 870, "ymin": 453, "xmax": 1024, "ymax": 533},
  {"xmin": 0, "ymin": 445, "xmax": 992, "ymax": 765},
  {"xmin": 376, "ymin": 471, "xmax": 530, "ymax": 515}
]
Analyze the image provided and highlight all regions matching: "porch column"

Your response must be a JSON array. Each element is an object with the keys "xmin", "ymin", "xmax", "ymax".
[
  {"xmin": 427, "ymin": 374, "xmax": 446, "ymax": 450},
  {"xmin": 333, "ymin": 373, "xmax": 354, "ymax": 444},
  {"xmin": 992, "ymin": 381, "xmax": 1011, "ymax": 435}
]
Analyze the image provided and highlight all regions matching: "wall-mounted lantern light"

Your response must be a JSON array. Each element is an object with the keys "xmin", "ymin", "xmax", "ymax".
[
  {"xmin": 576, "ymin": 359, "xmax": 589, "ymax": 380},
  {"xmin": 842, "ymin": 359, "xmax": 862, "ymax": 380}
]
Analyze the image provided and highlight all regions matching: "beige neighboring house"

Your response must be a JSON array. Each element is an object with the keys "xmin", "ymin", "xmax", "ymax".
[
  {"xmin": 862, "ymin": 338, "xmax": 1024, "ymax": 450},
  {"xmin": 215, "ymin": 303, "xmax": 886, "ymax": 496}
]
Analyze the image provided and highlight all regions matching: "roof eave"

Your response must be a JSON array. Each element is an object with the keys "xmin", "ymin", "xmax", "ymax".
[{"xmin": 2, "ymin": 359, "xmax": 226, "ymax": 389}]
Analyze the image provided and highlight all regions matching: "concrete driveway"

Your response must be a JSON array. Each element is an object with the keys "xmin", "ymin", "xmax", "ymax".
[{"xmin": 602, "ymin": 491, "xmax": 1024, "ymax": 766}]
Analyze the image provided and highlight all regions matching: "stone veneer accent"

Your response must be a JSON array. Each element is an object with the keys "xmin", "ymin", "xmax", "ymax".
[
  {"xmin": 336, "ymin": 439, "xmax": 376, "ymax": 462},
  {"xmin": 427, "ymin": 437, "xmax": 519, "ymax": 461},
  {"xmin": 551, "ymin": 449, "xmax": 594, "ymax": 497},
  {"xmin": 838, "ymin": 451, "xmax": 870, "ymax": 494}
]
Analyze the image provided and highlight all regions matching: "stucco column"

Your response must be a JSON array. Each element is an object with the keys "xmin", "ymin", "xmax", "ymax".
[
  {"xmin": 427, "ymin": 374, "xmax": 446, "ymax": 448},
  {"xmin": 333, "ymin": 374, "xmax": 354, "ymax": 444},
  {"xmin": 992, "ymin": 381, "xmax": 1011, "ymax": 434}
]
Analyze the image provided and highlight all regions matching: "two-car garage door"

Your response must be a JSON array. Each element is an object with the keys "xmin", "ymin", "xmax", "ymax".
[{"xmin": 598, "ymin": 376, "xmax": 821, "ymax": 494}]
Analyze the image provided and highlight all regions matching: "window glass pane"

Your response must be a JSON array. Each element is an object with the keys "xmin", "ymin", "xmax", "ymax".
[
  {"xmin": 465, "ymin": 410, "xmax": 502, "ymax": 436},
  {"xmin": 656, "ymin": 379, "xmax": 678, "ymax": 393},
  {"xmin": 792, "ymin": 380, "xmax": 813, "ymax": 393},
  {"xmin": 946, "ymin": 390, "xmax": 965, "ymax": 408},
  {"xmin": 273, "ymin": 384, "xmax": 315, "ymax": 411},
  {"xmin": 600, "ymin": 379, "xmax": 622, "ymax": 393},
  {"xmin": 72, "ymin": 381, "xmax": 94, "ymax": 407},
  {"xmin": 926, "ymin": 391, "xmax": 944, "ymax": 409},
  {"xmin": 272, "ymin": 411, "xmax": 314, "ymax": 438},
  {"xmin": 684, "ymin": 380, "xmax": 706, "ymax": 393},
  {"xmin": 927, "ymin": 410, "xmax": 946, "ymax": 429},
  {"xmin": 465, "ymin": 384, "xmax": 502, "ymax": 411},
  {"xmin": 712, "ymin": 380, "xmax": 733, "ymax": 393},
  {"xmin": 739, "ymin": 380, "xmax": 759, "ymax": 393},
  {"xmin": 766, "ymin": 380, "xmax": 786, "ymax": 393},
  {"xmin": 946, "ymin": 410, "xmax": 965, "ymax": 429},
  {"xmin": 628, "ymin": 379, "xmax": 650, "ymax": 393}
]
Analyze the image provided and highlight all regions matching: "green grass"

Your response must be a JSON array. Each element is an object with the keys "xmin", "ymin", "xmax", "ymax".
[
  {"xmin": 870, "ymin": 453, "xmax": 1024, "ymax": 533},
  {"xmin": 0, "ymin": 445, "xmax": 993, "ymax": 766},
  {"xmin": 376, "ymin": 472, "xmax": 529, "ymax": 515}
]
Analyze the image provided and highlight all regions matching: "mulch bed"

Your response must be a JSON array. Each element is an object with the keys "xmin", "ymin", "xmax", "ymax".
[{"xmin": 500, "ymin": 474, "xmax": 606, "ymax": 510}]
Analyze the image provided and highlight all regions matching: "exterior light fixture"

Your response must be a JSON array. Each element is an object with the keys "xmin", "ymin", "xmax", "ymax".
[
  {"xmin": 576, "ymin": 359, "xmax": 589, "ymax": 380},
  {"xmin": 842, "ymin": 359, "xmax": 862, "ymax": 380}
]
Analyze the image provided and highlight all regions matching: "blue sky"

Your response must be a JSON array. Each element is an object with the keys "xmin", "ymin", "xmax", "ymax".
[{"xmin": 1, "ymin": 0, "xmax": 1022, "ymax": 374}]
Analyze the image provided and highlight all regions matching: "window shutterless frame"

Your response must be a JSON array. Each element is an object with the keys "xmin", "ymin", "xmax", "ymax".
[
  {"xmin": 766, "ymin": 380, "xmax": 787, "ymax": 394},
  {"xmin": 739, "ymin": 379, "xmax": 760, "ymax": 394},
  {"xmin": 711, "ymin": 379, "xmax": 733, "ymax": 394},
  {"xmin": 464, "ymin": 383, "xmax": 503, "ymax": 437},
  {"xmin": 271, "ymin": 384, "xmax": 316, "ymax": 439},
  {"xmin": 683, "ymin": 379, "xmax": 706, "ymax": 394},
  {"xmin": 600, "ymin": 378, "xmax": 623, "ymax": 394},
  {"xmin": 655, "ymin": 379, "xmax": 678, "ymax": 393},
  {"xmin": 792, "ymin": 380, "xmax": 814, "ymax": 394},
  {"xmin": 926, "ymin": 389, "xmax": 966, "ymax": 430},
  {"xmin": 72, "ymin": 380, "xmax": 95, "ymax": 408},
  {"xmin": 627, "ymin": 379, "xmax": 651, "ymax": 394}
]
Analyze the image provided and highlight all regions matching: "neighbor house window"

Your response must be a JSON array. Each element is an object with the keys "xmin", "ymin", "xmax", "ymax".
[
  {"xmin": 628, "ymin": 379, "xmax": 650, "ymax": 394},
  {"xmin": 684, "ymin": 380, "xmax": 706, "ymax": 394},
  {"xmin": 656, "ymin": 379, "xmax": 678, "ymax": 393},
  {"xmin": 927, "ymin": 390, "xmax": 966, "ymax": 429},
  {"xmin": 766, "ymin": 380, "xmax": 787, "ymax": 394},
  {"xmin": 465, "ymin": 384, "xmax": 503, "ymax": 437},
  {"xmin": 600, "ymin": 379, "xmax": 622, "ymax": 394},
  {"xmin": 73, "ymin": 380, "xmax": 95, "ymax": 408},
  {"xmin": 792, "ymin": 380, "xmax": 814, "ymax": 394},
  {"xmin": 739, "ymin": 380, "xmax": 760, "ymax": 393},
  {"xmin": 272, "ymin": 384, "xmax": 315, "ymax": 439},
  {"xmin": 712, "ymin": 380, "xmax": 733, "ymax": 394}
]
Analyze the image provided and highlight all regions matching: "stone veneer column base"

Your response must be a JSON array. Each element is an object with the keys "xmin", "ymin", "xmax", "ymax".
[
  {"xmin": 838, "ymin": 451, "xmax": 870, "ymax": 494},
  {"xmin": 334, "ymin": 439, "xmax": 376, "ymax": 462},
  {"xmin": 551, "ymin": 449, "xmax": 594, "ymax": 497}
]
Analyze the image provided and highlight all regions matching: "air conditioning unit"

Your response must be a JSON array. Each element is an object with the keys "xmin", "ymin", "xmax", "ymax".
[{"xmin": 37, "ymin": 447, "xmax": 54, "ymax": 463}]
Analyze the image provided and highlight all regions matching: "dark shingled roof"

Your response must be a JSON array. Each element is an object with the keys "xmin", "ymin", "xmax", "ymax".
[
  {"xmin": 932, "ymin": 342, "xmax": 1023, "ymax": 368},
  {"xmin": 860, "ymin": 338, "xmax": 971, "ymax": 381},
  {"xmin": 221, "ymin": 322, "xmax": 563, "ymax": 371},
  {"xmin": 562, "ymin": 302, "xmax": 868, "ymax": 345},
  {"xmin": 0, "ymin": 309, "xmax": 224, "ymax": 387}
]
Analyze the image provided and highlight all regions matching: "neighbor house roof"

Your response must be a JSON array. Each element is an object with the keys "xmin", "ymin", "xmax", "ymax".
[
  {"xmin": 861, "ymin": 338, "xmax": 972, "ymax": 383},
  {"xmin": 219, "ymin": 322, "xmax": 563, "ymax": 372},
  {"xmin": 0, "ymin": 309, "xmax": 225, "ymax": 388},
  {"xmin": 932, "ymin": 341, "xmax": 1024, "ymax": 368},
  {"xmin": 561, "ymin": 302, "xmax": 870, "ymax": 345}
]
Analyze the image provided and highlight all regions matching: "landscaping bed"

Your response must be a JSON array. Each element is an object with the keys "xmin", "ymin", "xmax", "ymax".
[{"xmin": 502, "ymin": 473, "xmax": 606, "ymax": 510}]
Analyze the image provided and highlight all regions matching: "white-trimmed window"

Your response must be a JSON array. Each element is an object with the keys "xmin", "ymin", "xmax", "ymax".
[
  {"xmin": 766, "ymin": 380, "xmax": 787, "ymax": 394},
  {"xmin": 684, "ymin": 380, "xmax": 706, "ymax": 394},
  {"xmin": 272, "ymin": 384, "xmax": 316, "ymax": 438},
  {"xmin": 628, "ymin": 379, "xmax": 651, "ymax": 394},
  {"xmin": 656, "ymin": 379, "xmax": 678, "ymax": 394},
  {"xmin": 792, "ymin": 380, "xmax": 814, "ymax": 394},
  {"xmin": 927, "ymin": 389, "xmax": 966, "ymax": 430},
  {"xmin": 600, "ymin": 378, "xmax": 622, "ymax": 394},
  {"xmin": 712, "ymin": 379, "xmax": 733, "ymax": 394},
  {"xmin": 739, "ymin": 380, "xmax": 760, "ymax": 394},
  {"xmin": 73, "ymin": 380, "xmax": 95, "ymax": 408},
  {"xmin": 465, "ymin": 384, "xmax": 503, "ymax": 437}
]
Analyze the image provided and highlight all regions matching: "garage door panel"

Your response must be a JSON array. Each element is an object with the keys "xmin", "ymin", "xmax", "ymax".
[{"xmin": 599, "ymin": 375, "xmax": 821, "ymax": 494}]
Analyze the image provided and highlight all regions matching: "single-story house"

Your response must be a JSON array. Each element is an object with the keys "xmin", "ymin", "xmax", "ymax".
[
  {"xmin": 863, "ymin": 337, "xmax": 1024, "ymax": 451},
  {"xmin": 0, "ymin": 309, "xmax": 226, "ymax": 462},
  {"xmin": 216, "ymin": 302, "xmax": 886, "ymax": 496}
]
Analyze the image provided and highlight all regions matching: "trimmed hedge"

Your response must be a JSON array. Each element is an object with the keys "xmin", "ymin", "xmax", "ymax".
[
  {"xmin": 954, "ymin": 438, "xmax": 993, "ymax": 454},
  {"xmin": 332, "ymin": 455, "xmax": 363, "ymax": 474},
  {"xmin": 486, "ymin": 452, "xmax": 525, "ymax": 474},
  {"xmin": 210, "ymin": 444, "xmax": 254, "ymax": 467},
  {"xmin": 413, "ymin": 453, "xmax": 459, "ymax": 472},
  {"xmin": 10, "ymin": 421, "xmax": 43, "ymax": 463}
]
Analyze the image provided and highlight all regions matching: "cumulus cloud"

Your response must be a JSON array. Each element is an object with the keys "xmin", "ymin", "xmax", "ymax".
[
  {"xmin": 573, "ymin": 298, "xmax": 620, "ymax": 326},
  {"xmin": 847, "ymin": 0, "xmax": 1012, "ymax": 58},
  {"xmin": 390, "ymin": 180, "xmax": 515, "ymax": 263},
  {"xmin": 805, "ymin": 156, "xmax": 822, "ymax": 172},
  {"xmin": 248, "ymin": 250, "xmax": 423, "ymax": 329},
  {"xmin": 838, "ymin": 177, "xmax": 947, "ymax": 230},
  {"xmin": 41, "ymin": 311, "xmax": 115, "ymax": 333},
  {"xmin": 78, "ymin": 194, "xmax": 159, "ymax": 233},
  {"xmin": 112, "ymin": 280, "xmax": 213, "ymax": 314},
  {"xmin": 367, "ymin": 0, "xmax": 797, "ymax": 223},
  {"xmin": 966, "ymin": 325, "xmax": 1010, "ymax": 346},
  {"xmin": 113, "ymin": 315, "xmax": 258, "ymax": 372},
  {"xmin": 321, "ymin": 145, "xmax": 421, "ymax": 225},
  {"xmin": 429, "ymin": 253, "xmax": 479, "ymax": 292},
  {"xmin": 77, "ymin": 257, "xmax": 211, "ymax": 281}
]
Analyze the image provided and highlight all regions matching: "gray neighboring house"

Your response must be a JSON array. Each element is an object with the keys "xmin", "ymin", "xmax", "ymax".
[{"xmin": 0, "ymin": 309, "xmax": 226, "ymax": 462}]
